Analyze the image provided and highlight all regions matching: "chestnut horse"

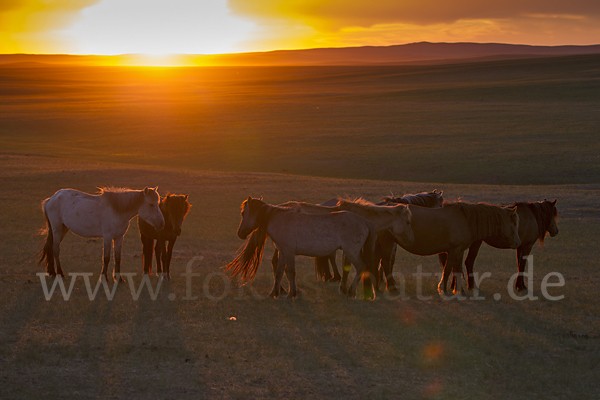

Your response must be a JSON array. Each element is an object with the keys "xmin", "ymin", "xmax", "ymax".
[
  {"xmin": 442, "ymin": 199, "xmax": 558, "ymax": 292},
  {"xmin": 138, "ymin": 194, "xmax": 191, "ymax": 279},
  {"xmin": 377, "ymin": 201, "xmax": 521, "ymax": 295},
  {"xmin": 38, "ymin": 187, "xmax": 164, "ymax": 282}
]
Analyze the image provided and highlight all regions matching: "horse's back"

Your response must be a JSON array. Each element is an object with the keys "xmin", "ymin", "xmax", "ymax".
[
  {"xmin": 404, "ymin": 205, "xmax": 471, "ymax": 255},
  {"xmin": 271, "ymin": 211, "xmax": 370, "ymax": 256},
  {"xmin": 44, "ymin": 189, "xmax": 106, "ymax": 237}
]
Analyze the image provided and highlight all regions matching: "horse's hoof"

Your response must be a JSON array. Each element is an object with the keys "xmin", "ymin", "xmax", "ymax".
[
  {"xmin": 267, "ymin": 290, "xmax": 279, "ymax": 298},
  {"xmin": 113, "ymin": 275, "xmax": 126, "ymax": 283},
  {"xmin": 331, "ymin": 276, "xmax": 342, "ymax": 283},
  {"xmin": 338, "ymin": 286, "xmax": 347, "ymax": 295},
  {"xmin": 388, "ymin": 287, "xmax": 400, "ymax": 296}
]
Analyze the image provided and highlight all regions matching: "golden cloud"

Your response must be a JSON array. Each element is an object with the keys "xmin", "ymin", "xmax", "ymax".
[{"xmin": 229, "ymin": 0, "xmax": 600, "ymax": 30}]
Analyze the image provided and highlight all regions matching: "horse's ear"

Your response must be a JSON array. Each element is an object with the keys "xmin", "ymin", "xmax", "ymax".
[
  {"xmin": 552, "ymin": 199, "xmax": 557, "ymax": 205},
  {"xmin": 259, "ymin": 196, "xmax": 263, "ymax": 201},
  {"xmin": 144, "ymin": 187, "xmax": 151, "ymax": 195},
  {"xmin": 184, "ymin": 194, "xmax": 189, "ymax": 201},
  {"xmin": 439, "ymin": 191, "xmax": 443, "ymax": 196},
  {"xmin": 154, "ymin": 186, "xmax": 159, "ymax": 193},
  {"xmin": 433, "ymin": 189, "xmax": 437, "ymax": 193},
  {"xmin": 509, "ymin": 205, "xmax": 518, "ymax": 211},
  {"xmin": 247, "ymin": 196, "xmax": 252, "ymax": 202}
]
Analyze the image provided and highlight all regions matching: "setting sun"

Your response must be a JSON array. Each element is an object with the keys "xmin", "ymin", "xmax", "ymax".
[{"xmin": 1, "ymin": 0, "xmax": 600, "ymax": 57}]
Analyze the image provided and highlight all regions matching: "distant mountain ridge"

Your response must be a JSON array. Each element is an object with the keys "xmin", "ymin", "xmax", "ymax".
[{"xmin": 2, "ymin": 42, "xmax": 600, "ymax": 66}]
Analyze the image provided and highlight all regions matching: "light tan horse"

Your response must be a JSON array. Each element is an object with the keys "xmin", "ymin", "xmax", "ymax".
[
  {"xmin": 275, "ymin": 199, "xmax": 414, "ymax": 294},
  {"xmin": 224, "ymin": 197, "xmax": 378, "ymax": 299},
  {"xmin": 38, "ymin": 187, "xmax": 165, "ymax": 281}
]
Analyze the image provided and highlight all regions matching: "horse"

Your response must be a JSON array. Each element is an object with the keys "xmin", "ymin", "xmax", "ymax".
[
  {"xmin": 316, "ymin": 190, "xmax": 444, "ymax": 286},
  {"xmin": 378, "ymin": 189, "xmax": 444, "ymax": 208},
  {"xmin": 376, "ymin": 201, "xmax": 521, "ymax": 295},
  {"xmin": 223, "ymin": 197, "xmax": 378, "ymax": 299},
  {"xmin": 276, "ymin": 199, "xmax": 415, "ymax": 294},
  {"xmin": 330, "ymin": 198, "xmax": 415, "ymax": 293},
  {"xmin": 38, "ymin": 187, "xmax": 165, "ymax": 282},
  {"xmin": 441, "ymin": 199, "xmax": 558, "ymax": 292},
  {"xmin": 137, "ymin": 194, "xmax": 191, "ymax": 279}
]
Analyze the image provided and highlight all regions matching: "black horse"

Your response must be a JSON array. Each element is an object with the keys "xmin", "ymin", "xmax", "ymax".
[{"xmin": 137, "ymin": 194, "xmax": 191, "ymax": 279}]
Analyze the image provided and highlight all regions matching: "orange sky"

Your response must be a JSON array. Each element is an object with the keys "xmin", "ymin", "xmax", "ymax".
[{"xmin": 2, "ymin": 0, "xmax": 600, "ymax": 55}]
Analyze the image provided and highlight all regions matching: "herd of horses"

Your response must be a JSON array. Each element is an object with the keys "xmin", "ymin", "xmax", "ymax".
[{"xmin": 37, "ymin": 187, "xmax": 559, "ymax": 300}]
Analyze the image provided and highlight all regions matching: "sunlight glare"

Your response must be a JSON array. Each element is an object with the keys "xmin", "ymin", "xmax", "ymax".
[{"xmin": 68, "ymin": 0, "xmax": 257, "ymax": 56}]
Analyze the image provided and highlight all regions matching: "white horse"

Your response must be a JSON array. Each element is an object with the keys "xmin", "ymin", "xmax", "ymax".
[{"xmin": 38, "ymin": 187, "xmax": 165, "ymax": 281}]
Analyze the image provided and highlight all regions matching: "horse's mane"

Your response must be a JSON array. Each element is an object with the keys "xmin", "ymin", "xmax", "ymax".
[
  {"xmin": 224, "ymin": 198, "xmax": 283, "ymax": 283},
  {"xmin": 223, "ymin": 228, "xmax": 268, "ymax": 284},
  {"xmin": 512, "ymin": 201, "xmax": 556, "ymax": 243},
  {"xmin": 443, "ymin": 201, "xmax": 512, "ymax": 239},
  {"xmin": 161, "ymin": 194, "xmax": 192, "ymax": 217},
  {"xmin": 339, "ymin": 198, "xmax": 411, "ymax": 218},
  {"xmin": 99, "ymin": 187, "xmax": 144, "ymax": 213}
]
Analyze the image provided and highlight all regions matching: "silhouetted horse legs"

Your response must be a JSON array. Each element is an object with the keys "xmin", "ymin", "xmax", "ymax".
[{"xmin": 140, "ymin": 233, "xmax": 155, "ymax": 275}]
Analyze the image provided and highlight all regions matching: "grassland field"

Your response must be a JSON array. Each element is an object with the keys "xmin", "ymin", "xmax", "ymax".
[{"xmin": 0, "ymin": 54, "xmax": 599, "ymax": 399}]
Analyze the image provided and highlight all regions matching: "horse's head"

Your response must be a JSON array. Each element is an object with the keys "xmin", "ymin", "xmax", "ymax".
[
  {"xmin": 504, "ymin": 206, "xmax": 521, "ymax": 249},
  {"xmin": 432, "ymin": 189, "xmax": 444, "ymax": 208},
  {"xmin": 139, "ymin": 187, "xmax": 165, "ymax": 230},
  {"xmin": 390, "ymin": 204, "xmax": 415, "ymax": 247},
  {"xmin": 237, "ymin": 196, "xmax": 265, "ymax": 239},
  {"xmin": 162, "ymin": 194, "xmax": 191, "ymax": 236},
  {"xmin": 544, "ymin": 198, "xmax": 559, "ymax": 237}
]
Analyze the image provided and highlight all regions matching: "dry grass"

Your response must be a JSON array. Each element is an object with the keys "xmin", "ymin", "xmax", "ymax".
[{"xmin": 0, "ymin": 154, "xmax": 598, "ymax": 399}]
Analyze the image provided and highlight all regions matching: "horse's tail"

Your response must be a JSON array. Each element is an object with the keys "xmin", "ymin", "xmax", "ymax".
[
  {"xmin": 360, "ymin": 222, "xmax": 378, "ymax": 289},
  {"xmin": 223, "ymin": 228, "xmax": 268, "ymax": 284},
  {"xmin": 36, "ymin": 200, "xmax": 55, "ymax": 274},
  {"xmin": 314, "ymin": 256, "xmax": 331, "ymax": 281}
]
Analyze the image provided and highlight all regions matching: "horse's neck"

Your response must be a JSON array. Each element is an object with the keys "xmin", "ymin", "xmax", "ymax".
[{"xmin": 256, "ymin": 204, "xmax": 276, "ymax": 232}]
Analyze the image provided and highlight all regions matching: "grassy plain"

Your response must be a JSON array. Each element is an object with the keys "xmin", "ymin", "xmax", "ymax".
[
  {"xmin": 0, "ymin": 55, "xmax": 599, "ymax": 399},
  {"xmin": 1, "ymin": 54, "xmax": 600, "ymax": 184}
]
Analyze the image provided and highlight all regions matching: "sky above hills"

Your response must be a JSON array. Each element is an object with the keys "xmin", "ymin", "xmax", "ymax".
[{"xmin": 2, "ymin": 0, "xmax": 600, "ymax": 55}]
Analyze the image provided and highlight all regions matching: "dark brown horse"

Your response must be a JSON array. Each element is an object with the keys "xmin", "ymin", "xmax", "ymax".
[
  {"xmin": 137, "ymin": 194, "xmax": 191, "ymax": 279},
  {"xmin": 442, "ymin": 199, "xmax": 558, "ymax": 292},
  {"xmin": 378, "ymin": 201, "xmax": 521, "ymax": 295}
]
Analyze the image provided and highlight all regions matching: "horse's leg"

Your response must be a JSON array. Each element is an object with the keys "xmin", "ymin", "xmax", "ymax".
[
  {"xmin": 51, "ymin": 224, "xmax": 68, "ymax": 277},
  {"xmin": 268, "ymin": 249, "xmax": 286, "ymax": 298},
  {"xmin": 446, "ymin": 250, "xmax": 466, "ymax": 296},
  {"xmin": 271, "ymin": 249, "xmax": 286, "ymax": 294},
  {"xmin": 345, "ymin": 252, "xmax": 374, "ymax": 300},
  {"xmin": 101, "ymin": 237, "xmax": 112, "ymax": 281},
  {"xmin": 113, "ymin": 236, "xmax": 125, "ymax": 283},
  {"xmin": 378, "ymin": 233, "xmax": 397, "ymax": 294},
  {"xmin": 338, "ymin": 254, "xmax": 351, "ymax": 295},
  {"xmin": 515, "ymin": 244, "xmax": 533, "ymax": 291},
  {"xmin": 163, "ymin": 237, "xmax": 176, "ymax": 280},
  {"xmin": 464, "ymin": 240, "xmax": 483, "ymax": 291},
  {"xmin": 140, "ymin": 233, "xmax": 154, "ymax": 275},
  {"xmin": 438, "ymin": 253, "xmax": 450, "ymax": 294},
  {"xmin": 329, "ymin": 253, "xmax": 341, "ymax": 282},
  {"xmin": 155, "ymin": 239, "xmax": 163, "ymax": 275},
  {"xmin": 284, "ymin": 253, "xmax": 298, "ymax": 299}
]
